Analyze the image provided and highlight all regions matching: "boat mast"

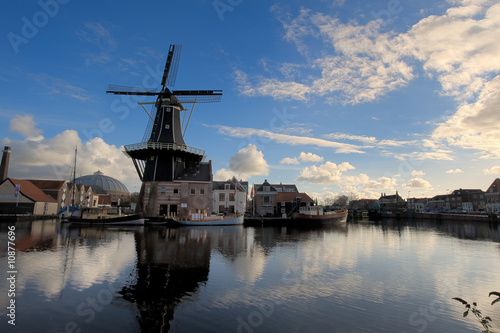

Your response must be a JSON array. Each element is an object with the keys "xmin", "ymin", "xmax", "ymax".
[{"xmin": 71, "ymin": 147, "xmax": 77, "ymax": 207}]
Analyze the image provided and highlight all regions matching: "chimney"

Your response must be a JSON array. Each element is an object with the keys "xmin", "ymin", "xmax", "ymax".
[{"xmin": 0, "ymin": 146, "xmax": 11, "ymax": 182}]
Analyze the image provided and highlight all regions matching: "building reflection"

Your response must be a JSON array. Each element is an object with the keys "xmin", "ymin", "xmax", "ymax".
[{"xmin": 119, "ymin": 226, "xmax": 245, "ymax": 332}]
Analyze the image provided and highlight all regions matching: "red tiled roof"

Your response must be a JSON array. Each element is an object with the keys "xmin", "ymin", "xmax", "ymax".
[
  {"xmin": 486, "ymin": 178, "xmax": 500, "ymax": 193},
  {"xmin": 27, "ymin": 180, "xmax": 66, "ymax": 190},
  {"xmin": 9, "ymin": 178, "xmax": 57, "ymax": 203}
]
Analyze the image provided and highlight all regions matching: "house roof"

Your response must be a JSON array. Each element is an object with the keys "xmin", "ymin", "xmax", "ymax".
[
  {"xmin": 277, "ymin": 192, "xmax": 313, "ymax": 202},
  {"xmin": 486, "ymin": 178, "xmax": 500, "ymax": 193},
  {"xmin": 9, "ymin": 178, "xmax": 57, "ymax": 203},
  {"xmin": 28, "ymin": 180, "xmax": 66, "ymax": 191}
]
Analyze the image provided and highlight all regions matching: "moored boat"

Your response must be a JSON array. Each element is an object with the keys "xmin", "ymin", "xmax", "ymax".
[
  {"xmin": 173, "ymin": 209, "xmax": 244, "ymax": 226},
  {"xmin": 292, "ymin": 206, "xmax": 348, "ymax": 225},
  {"xmin": 68, "ymin": 207, "xmax": 146, "ymax": 226}
]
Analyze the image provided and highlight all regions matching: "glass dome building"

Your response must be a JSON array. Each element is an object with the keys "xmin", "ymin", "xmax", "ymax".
[{"xmin": 74, "ymin": 171, "xmax": 130, "ymax": 205}]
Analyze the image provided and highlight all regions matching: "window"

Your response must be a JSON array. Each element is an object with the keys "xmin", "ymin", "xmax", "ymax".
[
  {"xmin": 200, "ymin": 189, "xmax": 205, "ymax": 195},
  {"xmin": 160, "ymin": 187, "xmax": 166, "ymax": 194},
  {"xmin": 264, "ymin": 186, "xmax": 270, "ymax": 192},
  {"xmin": 225, "ymin": 184, "xmax": 230, "ymax": 190},
  {"xmin": 173, "ymin": 188, "xmax": 179, "ymax": 194},
  {"xmin": 219, "ymin": 193, "xmax": 225, "ymax": 201},
  {"xmin": 190, "ymin": 188, "xmax": 196, "ymax": 195}
]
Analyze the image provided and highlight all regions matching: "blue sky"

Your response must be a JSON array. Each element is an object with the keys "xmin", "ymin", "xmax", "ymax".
[{"xmin": 1, "ymin": 0, "xmax": 500, "ymax": 201}]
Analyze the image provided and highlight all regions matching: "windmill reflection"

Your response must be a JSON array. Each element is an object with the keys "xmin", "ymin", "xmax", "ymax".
[{"xmin": 120, "ymin": 226, "xmax": 245, "ymax": 332}]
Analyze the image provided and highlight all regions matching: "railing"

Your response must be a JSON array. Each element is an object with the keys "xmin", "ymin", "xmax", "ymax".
[{"xmin": 124, "ymin": 142, "xmax": 205, "ymax": 156}]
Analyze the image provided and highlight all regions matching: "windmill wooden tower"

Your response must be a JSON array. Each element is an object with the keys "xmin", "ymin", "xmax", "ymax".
[{"xmin": 107, "ymin": 45, "xmax": 221, "ymax": 217}]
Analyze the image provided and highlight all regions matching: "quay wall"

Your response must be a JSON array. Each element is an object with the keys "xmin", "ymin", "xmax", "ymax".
[{"xmin": 405, "ymin": 212, "xmax": 497, "ymax": 222}]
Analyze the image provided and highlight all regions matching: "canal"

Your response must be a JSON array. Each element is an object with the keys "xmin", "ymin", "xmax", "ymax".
[{"xmin": 1, "ymin": 219, "xmax": 499, "ymax": 332}]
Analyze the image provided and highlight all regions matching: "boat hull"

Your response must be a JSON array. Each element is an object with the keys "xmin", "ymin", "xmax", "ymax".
[
  {"xmin": 292, "ymin": 209, "xmax": 348, "ymax": 225},
  {"xmin": 174, "ymin": 214, "xmax": 244, "ymax": 226},
  {"xmin": 68, "ymin": 214, "xmax": 146, "ymax": 226}
]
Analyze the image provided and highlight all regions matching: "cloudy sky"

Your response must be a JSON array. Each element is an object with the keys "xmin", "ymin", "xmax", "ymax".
[{"xmin": 1, "ymin": 0, "xmax": 499, "ymax": 201}]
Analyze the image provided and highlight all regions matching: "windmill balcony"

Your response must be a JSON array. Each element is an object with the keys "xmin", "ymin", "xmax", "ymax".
[{"xmin": 123, "ymin": 142, "xmax": 205, "ymax": 157}]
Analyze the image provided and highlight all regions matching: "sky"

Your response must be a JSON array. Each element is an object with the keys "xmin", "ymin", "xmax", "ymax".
[{"xmin": 1, "ymin": 0, "xmax": 500, "ymax": 202}]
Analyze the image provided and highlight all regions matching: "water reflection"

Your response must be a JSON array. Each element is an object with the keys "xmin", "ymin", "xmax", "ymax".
[
  {"xmin": 119, "ymin": 226, "xmax": 245, "ymax": 332},
  {"xmin": 0, "ymin": 219, "xmax": 498, "ymax": 332}
]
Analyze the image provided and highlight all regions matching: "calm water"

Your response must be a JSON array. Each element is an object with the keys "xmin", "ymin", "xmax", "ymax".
[{"xmin": 1, "ymin": 219, "xmax": 500, "ymax": 332}]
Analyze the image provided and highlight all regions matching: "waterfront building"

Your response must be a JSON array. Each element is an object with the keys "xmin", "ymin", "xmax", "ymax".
[
  {"xmin": 277, "ymin": 192, "xmax": 313, "ymax": 217},
  {"xmin": 253, "ymin": 180, "xmax": 312, "ymax": 216},
  {"xmin": 378, "ymin": 192, "xmax": 405, "ymax": 210},
  {"xmin": 212, "ymin": 179, "xmax": 248, "ymax": 215},
  {"xmin": 253, "ymin": 180, "xmax": 278, "ymax": 216},
  {"xmin": 27, "ymin": 180, "xmax": 68, "ymax": 212},
  {"xmin": 485, "ymin": 178, "xmax": 500, "ymax": 213},
  {"xmin": 349, "ymin": 199, "xmax": 377, "ymax": 211},
  {"xmin": 446, "ymin": 188, "xmax": 485, "ymax": 212},
  {"xmin": 0, "ymin": 178, "xmax": 58, "ymax": 216}
]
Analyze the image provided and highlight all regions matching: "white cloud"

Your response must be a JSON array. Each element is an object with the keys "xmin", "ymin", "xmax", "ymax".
[
  {"xmin": 432, "ymin": 76, "xmax": 500, "ymax": 157},
  {"xmin": 324, "ymin": 133, "xmax": 377, "ymax": 144},
  {"xmin": 296, "ymin": 161, "xmax": 355, "ymax": 184},
  {"xmin": 214, "ymin": 168, "xmax": 240, "ymax": 181},
  {"xmin": 412, "ymin": 170, "xmax": 425, "ymax": 176},
  {"xmin": 218, "ymin": 144, "xmax": 270, "ymax": 180},
  {"xmin": 354, "ymin": 174, "xmax": 399, "ymax": 189},
  {"xmin": 406, "ymin": 2, "xmax": 500, "ymax": 100},
  {"xmin": 1, "ymin": 114, "xmax": 140, "ymax": 191},
  {"xmin": 404, "ymin": 177, "xmax": 432, "ymax": 188},
  {"xmin": 280, "ymin": 157, "xmax": 300, "ymax": 165},
  {"xmin": 212, "ymin": 125, "xmax": 366, "ymax": 154},
  {"xmin": 394, "ymin": 149, "xmax": 454, "ymax": 161},
  {"xmin": 447, "ymin": 168, "xmax": 464, "ymax": 174},
  {"xmin": 298, "ymin": 152, "xmax": 324, "ymax": 162},
  {"xmin": 281, "ymin": 152, "xmax": 324, "ymax": 165},
  {"xmin": 484, "ymin": 166, "xmax": 500, "ymax": 175},
  {"xmin": 9, "ymin": 114, "xmax": 43, "ymax": 140}
]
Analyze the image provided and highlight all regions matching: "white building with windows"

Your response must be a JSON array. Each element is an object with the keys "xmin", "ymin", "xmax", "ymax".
[{"xmin": 212, "ymin": 179, "xmax": 248, "ymax": 215}]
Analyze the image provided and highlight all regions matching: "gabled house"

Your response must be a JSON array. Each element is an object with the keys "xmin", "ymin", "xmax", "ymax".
[
  {"xmin": 212, "ymin": 179, "xmax": 248, "ymax": 215},
  {"xmin": 378, "ymin": 191, "xmax": 405, "ymax": 210},
  {"xmin": 485, "ymin": 178, "xmax": 500, "ymax": 213},
  {"xmin": 253, "ymin": 180, "xmax": 313, "ymax": 217},
  {"xmin": 254, "ymin": 180, "xmax": 279, "ymax": 216},
  {"xmin": 0, "ymin": 178, "xmax": 58, "ymax": 216}
]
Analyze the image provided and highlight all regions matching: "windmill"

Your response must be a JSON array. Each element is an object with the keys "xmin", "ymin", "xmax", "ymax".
[{"xmin": 106, "ymin": 44, "xmax": 222, "ymax": 183}]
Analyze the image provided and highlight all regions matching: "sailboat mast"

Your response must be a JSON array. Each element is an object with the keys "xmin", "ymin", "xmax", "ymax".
[{"xmin": 71, "ymin": 147, "xmax": 77, "ymax": 207}]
